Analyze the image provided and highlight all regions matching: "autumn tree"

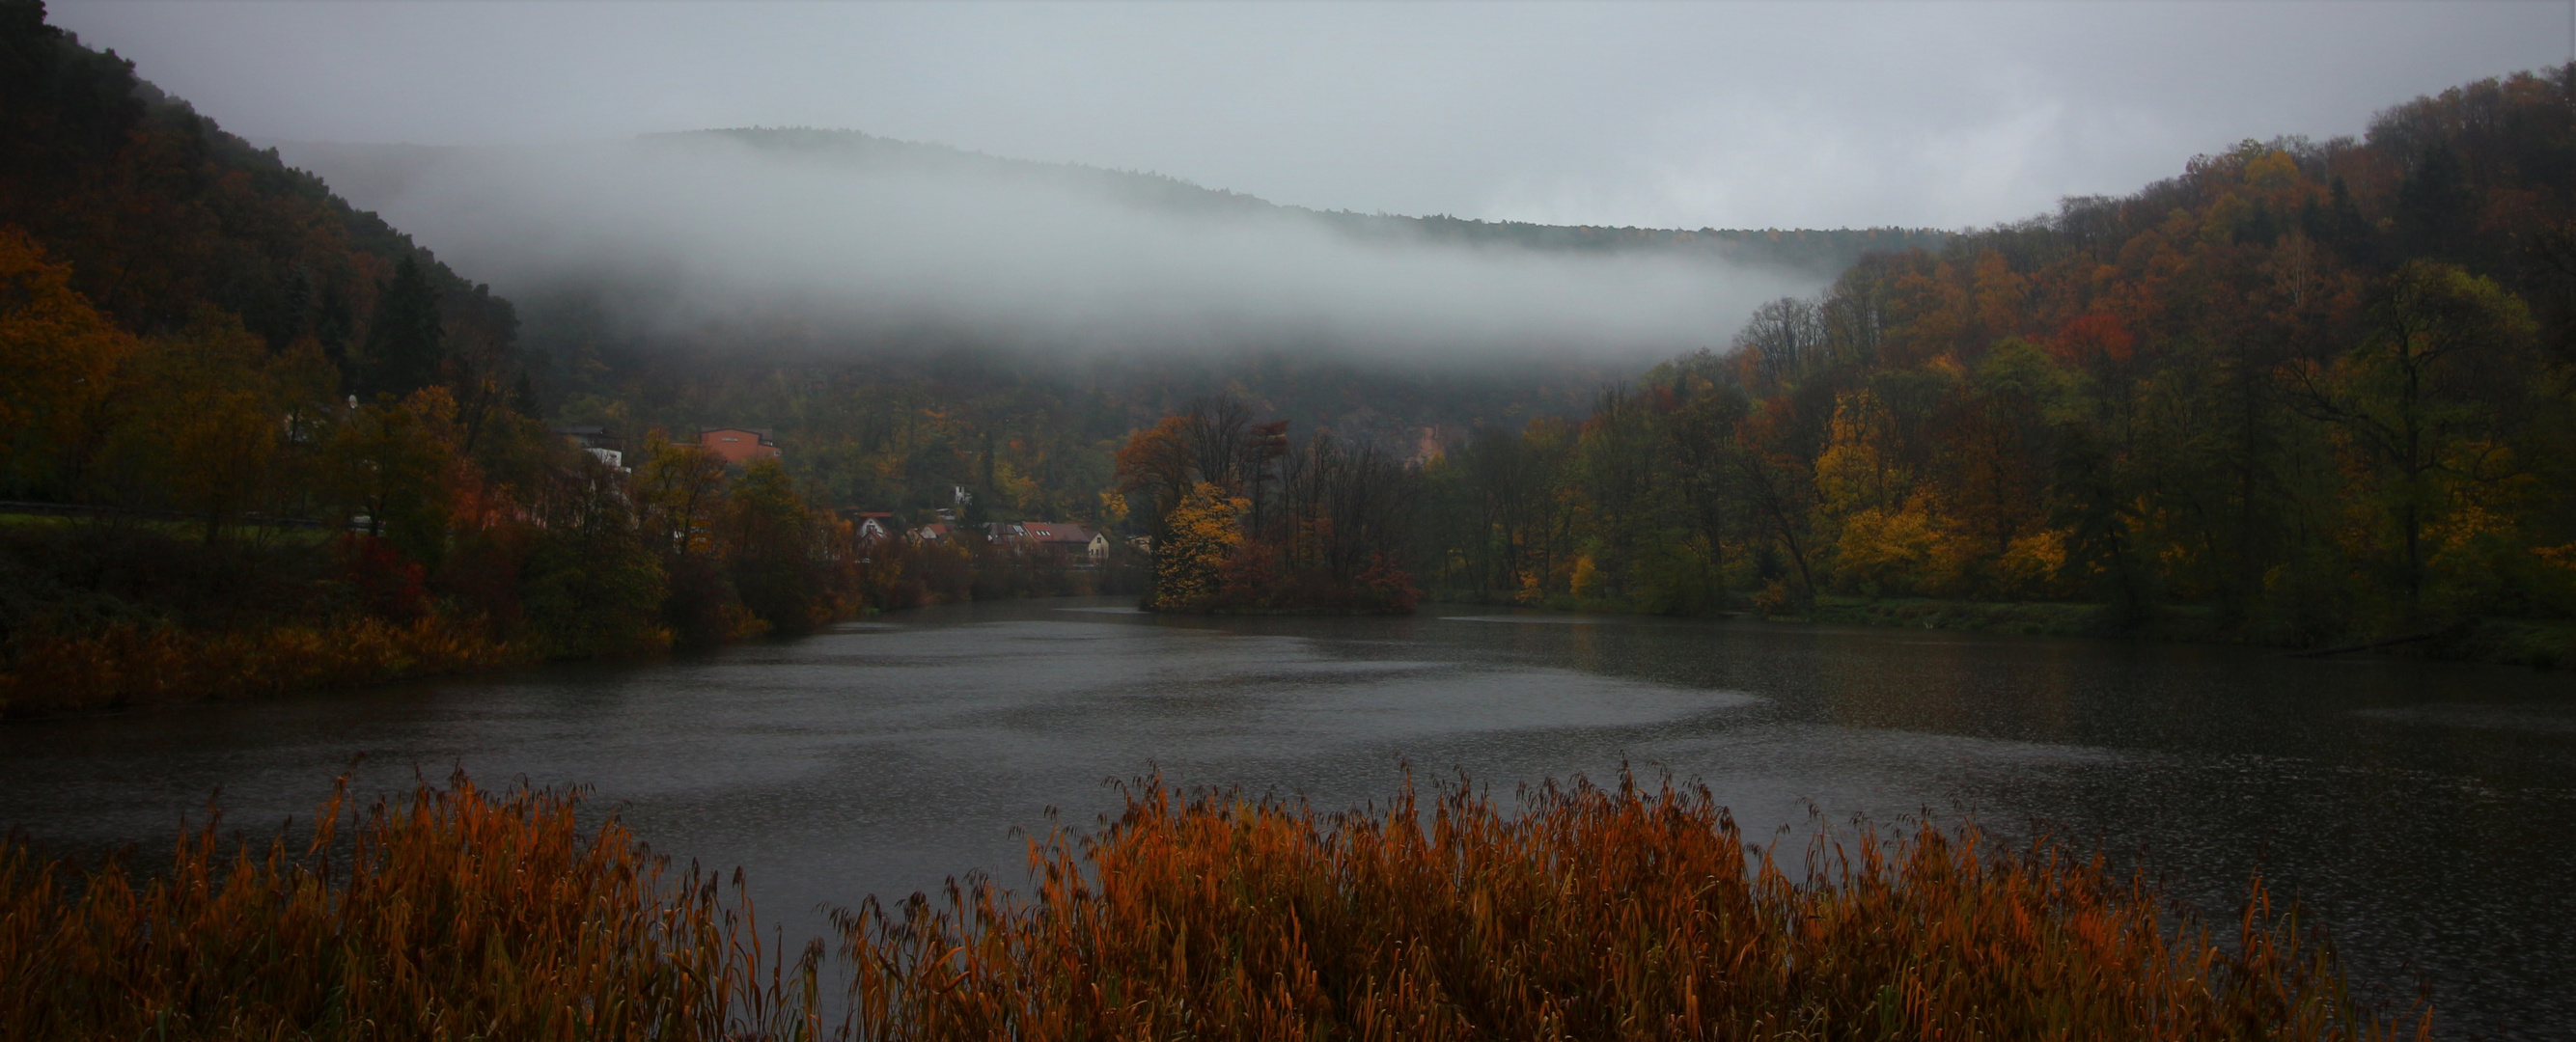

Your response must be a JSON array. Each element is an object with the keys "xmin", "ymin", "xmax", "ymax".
[
  {"xmin": 0, "ymin": 226, "xmax": 134, "ymax": 497},
  {"xmin": 1734, "ymin": 296, "xmax": 1827, "ymax": 394},
  {"xmin": 2288, "ymin": 260, "xmax": 2538, "ymax": 617},
  {"xmin": 522, "ymin": 452, "xmax": 668, "ymax": 657},
  {"xmin": 1115, "ymin": 414, "xmax": 1196, "ymax": 537},
  {"xmin": 1660, "ymin": 363, "xmax": 1754, "ymax": 603},
  {"xmin": 1731, "ymin": 400, "xmax": 1820, "ymax": 606},
  {"xmin": 321, "ymin": 388, "xmax": 461, "ymax": 569},
  {"xmin": 141, "ymin": 313, "xmax": 297, "ymax": 543},
  {"xmin": 1275, "ymin": 432, "xmax": 1418, "ymax": 610},
  {"xmin": 633, "ymin": 432, "xmax": 735, "ymax": 644},
  {"xmin": 1153, "ymin": 481, "xmax": 1244, "ymax": 611},
  {"xmin": 727, "ymin": 456, "xmax": 822, "ymax": 634},
  {"xmin": 1577, "ymin": 387, "xmax": 1657, "ymax": 601}
]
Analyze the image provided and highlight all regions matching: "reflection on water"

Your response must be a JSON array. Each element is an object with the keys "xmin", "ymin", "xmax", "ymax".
[
  {"xmin": 2, "ymin": 597, "xmax": 2571, "ymax": 1038},
  {"xmin": 2352, "ymin": 702, "xmax": 2576, "ymax": 735}
]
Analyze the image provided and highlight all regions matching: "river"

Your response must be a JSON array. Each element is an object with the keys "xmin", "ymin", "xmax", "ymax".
[{"xmin": 4, "ymin": 597, "xmax": 2571, "ymax": 1038}]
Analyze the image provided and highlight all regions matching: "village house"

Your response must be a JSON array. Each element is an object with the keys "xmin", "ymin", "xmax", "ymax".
[
  {"xmin": 845, "ymin": 511, "xmax": 897, "ymax": 543},
  {"xmin": 829, "ymin": 508, "xmax": 899, "ymax": 559},
  {"xmin": 1016, "ymin": 522, "xmax": 1101, "ymax": 566},
  {"xmin": 551, "ymin": 425, "xmax": 628, "ymax": 471},
  {"xmin": 697, "ymin": 427, "xmax": 781, "ymax": 466}
]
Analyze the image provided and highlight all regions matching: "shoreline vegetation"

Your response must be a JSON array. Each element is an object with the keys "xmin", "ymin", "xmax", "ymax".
[
  {"xmin": 0, "ymin": 507, "xmax": 1139, "ymax": 718},
  {"xmin": 0, "ymin": 770, "xmax": 2430, "ymax": 1040}
]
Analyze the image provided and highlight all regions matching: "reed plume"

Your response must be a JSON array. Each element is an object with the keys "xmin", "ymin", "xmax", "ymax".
[
  {"xmin": 0, "ymin": 773, "xmax": 817, "ymax": 1040},
  {"xmin": 838, "ymin": 772, "xmax": 2426, "ymax": 1041},
  {"xmin": 0, "ymin": 769, "xmax": 2425, "ymax": 1040}
]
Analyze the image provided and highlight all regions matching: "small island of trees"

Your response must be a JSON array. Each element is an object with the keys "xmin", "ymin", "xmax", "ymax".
[{"xmin": 1117, "ymin": 398, "xmax": 1422, "ymax": 614}]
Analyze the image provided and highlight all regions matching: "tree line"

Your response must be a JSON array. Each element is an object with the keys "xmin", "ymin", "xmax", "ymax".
[
  {"xmin": 1117, "ymin": 398, "xmax": 1421, "ymax": 613},
  {"xmin": 1415, "ymin": 65, "xmax": 2576, "ymax": 648}
]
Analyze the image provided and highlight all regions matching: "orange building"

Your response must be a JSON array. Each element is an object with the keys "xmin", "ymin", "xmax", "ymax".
[{"xmin": 697, "ymin": 427, "xmax": 781, "ymax": 466}]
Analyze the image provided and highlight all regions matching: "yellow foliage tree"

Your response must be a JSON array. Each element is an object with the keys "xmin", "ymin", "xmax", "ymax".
[
  {"xmin": 1995, "ymin": 528, "xmax": 2074, "ymax": 596},
  {"xmin": 1833, "ymin": 505, "xmax": 1946, "ymax": 596},
  {"xmin": 1153, "ymin": 481, "xmax": 1245, "ymax": 611},
  {"xmin": 1812, "ymin": 390, "xmax": 1906, "ymax": 519},
  {"xmin": 322, "ymin": 387, "xmax": 462, "ymax": 566},
  {"xmin": 149, "ymin": 313, "xmax": 301, "ymax": 542},
  {"xmin": 0, "ymin": 226, "xmax": 138, "ymax": 492}
]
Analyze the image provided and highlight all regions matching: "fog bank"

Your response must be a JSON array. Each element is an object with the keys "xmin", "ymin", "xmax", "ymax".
[{"xmin": 280, "ymin": 133, "xmax": 1819, "ymax": 365}]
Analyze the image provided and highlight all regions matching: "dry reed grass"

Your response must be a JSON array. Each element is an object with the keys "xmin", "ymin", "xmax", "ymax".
[
  {"xmin": 0, "ymin": 770, "xmax": 2429, "ymax": 1040},
  {"xmin": 0, "ymin": 774, "xmax": 817, "ymax": 1041},
  {"xmin": 838, "ymin": 773, "xmax": 2429, "ymax": 1041}
]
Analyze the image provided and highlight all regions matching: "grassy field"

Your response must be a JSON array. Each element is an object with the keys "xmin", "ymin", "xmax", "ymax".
[{"xmin": 0, "ymin": 771, "xmax": 2427, "ymax": 1040}]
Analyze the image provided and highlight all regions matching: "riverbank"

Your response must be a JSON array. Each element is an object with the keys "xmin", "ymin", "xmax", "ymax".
[
  {"xmin": 1426, "ymin": 590, "xmax": 2574, "ymax": 670},
  {"xmin": 0, "ymin": 517, "xmax": 673, "ymax": 718},
  {"xmin": 0, "ymin": 769, "xmax": 2423, "ymax": 1040},
  {"xmin": 0, "ymin": 512, "xmax": 1150, "ymax": 718},
  {"xmin": 0, "ymin": 614, "xmax": 529, "ymax": 717},
  {"xmin": 1780, "ymin": 595, "xmax": 2572, "ymax": 670}
]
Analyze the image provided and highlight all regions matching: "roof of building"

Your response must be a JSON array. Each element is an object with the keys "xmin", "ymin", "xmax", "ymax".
[
  {"xmin": 1019, "ymin": 522, "xmax": 1093, "ymax": 544},
  {"xmin": 551, "ymin": 425, "xmax": 623, "ymax": 449}
]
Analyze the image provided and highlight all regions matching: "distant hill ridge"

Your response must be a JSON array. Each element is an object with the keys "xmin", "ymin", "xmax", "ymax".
[
  {"xmin": 687, "ymin": 126, "xmax": 1957, "ymax": 277},
  {"xmin": 276, "ymin": 125, "xmax": 1953, "ymax": 280}
]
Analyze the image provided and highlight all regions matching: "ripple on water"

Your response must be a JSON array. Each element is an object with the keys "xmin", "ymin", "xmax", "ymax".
[
  {"xmin": 1438, "ymin": 615, "xmax": 1625, "ymax": 625},
  {"xmin": 2350, "ymin": 702, "xmax": 2576, "ymax": 735}
]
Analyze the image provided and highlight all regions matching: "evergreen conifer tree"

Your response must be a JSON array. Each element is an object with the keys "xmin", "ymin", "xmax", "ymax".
[{"xmin": 360, "ymin": 254, "xmax": 443, "ymax": 398}]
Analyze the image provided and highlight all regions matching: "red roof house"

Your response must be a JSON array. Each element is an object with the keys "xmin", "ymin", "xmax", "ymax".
[
  {"xmin": 1019, "ymin": 522, "xmax": 1092, "ymax": 548},
  {"xmin": 1016, "ymin": 522, "xmax": 1104, "ymax": 565},
  {"xmin": 698, "ymin": 427, "xmax": 781, "ymax": 466}
]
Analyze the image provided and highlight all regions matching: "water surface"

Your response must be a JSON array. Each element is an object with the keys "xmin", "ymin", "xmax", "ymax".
[{"xmin": 4, "ymin": 598, "xmax": 2570, "ymax": 1038}]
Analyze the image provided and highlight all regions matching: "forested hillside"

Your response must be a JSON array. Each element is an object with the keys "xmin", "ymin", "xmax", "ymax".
[
  {"xmin": 1421, "ymin": 64, "xmax": 2576, "ymax": 655},
  {"xmin": 1, "ymin": 0, "xmax": 526, "ymax": 506},
  {"xmin": 0, "ymin": 8, "xmax": 518, "ymax": 399},
  {"xmin": 0, "ymin": 0, "xmax": 880, "ymax": 713}
]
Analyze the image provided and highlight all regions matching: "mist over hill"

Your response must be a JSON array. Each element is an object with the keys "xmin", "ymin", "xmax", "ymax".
[{"xmin": 268, "ymin": 130, "xmax": 1943, "ymax": 438}]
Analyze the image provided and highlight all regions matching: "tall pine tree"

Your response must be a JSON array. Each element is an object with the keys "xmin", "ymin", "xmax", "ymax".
[{"xmin": 360, "ymin": 254, "xmax": 442, "ymax": 398}]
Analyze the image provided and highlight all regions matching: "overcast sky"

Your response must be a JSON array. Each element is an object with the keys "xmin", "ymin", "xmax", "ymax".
[{"xmin": 49, "ymin": 1, "xmax": 2574, "ymax": 231}]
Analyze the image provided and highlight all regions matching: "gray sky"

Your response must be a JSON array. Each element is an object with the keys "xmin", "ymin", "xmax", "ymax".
[{"xmin": 50, "ymin": 1, "xmax": 2570, "ymax": 230}]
